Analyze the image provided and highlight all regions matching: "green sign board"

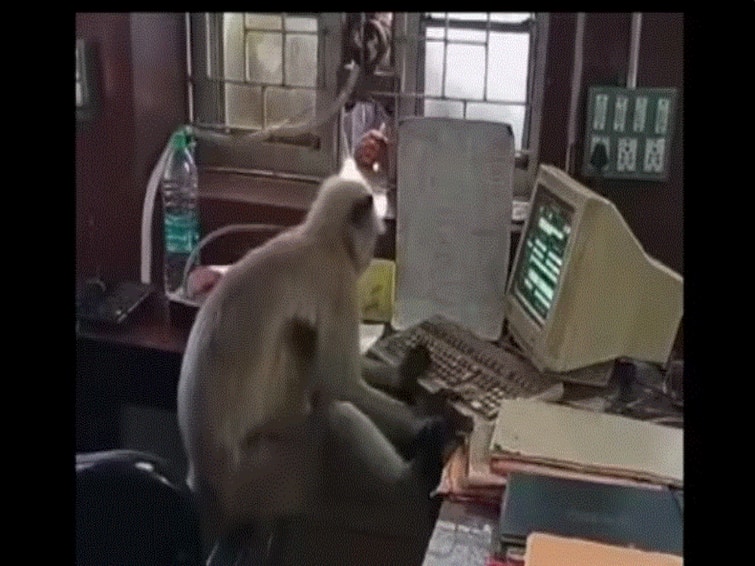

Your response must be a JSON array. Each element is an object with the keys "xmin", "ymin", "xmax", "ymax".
[{"xmin": 582, "ymin": 86, "xmax": 678, "ymax": 181}]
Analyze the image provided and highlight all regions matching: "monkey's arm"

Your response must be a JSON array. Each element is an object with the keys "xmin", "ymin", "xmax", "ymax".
[{"xmin": 360, "ymin": 344, "xmax": 430, "ymax": 401}]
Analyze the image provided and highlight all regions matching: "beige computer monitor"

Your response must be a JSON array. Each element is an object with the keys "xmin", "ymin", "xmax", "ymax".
[{"xmin": 503, "ymin": 164, "xmax": 683, "ymax": 374}]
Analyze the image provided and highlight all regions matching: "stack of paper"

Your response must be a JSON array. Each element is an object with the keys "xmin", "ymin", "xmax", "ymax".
[
  {"xmin": 433, "ymin": 419, "xmax": 505, "ymax": 505},
  {"xmin": 433, "ymin": 442, "xmax": 504, "ymax": 506},
  {"xmin": 434, "ymin": 396, "xmax": 682, "ymax": 508},
  {"xmin": 465, "ymin": 419, "xmax": 508, "ymax": 488},
  {"xmin": 488, "ymin": 398, "xmax": 683, "ymax": 488}
]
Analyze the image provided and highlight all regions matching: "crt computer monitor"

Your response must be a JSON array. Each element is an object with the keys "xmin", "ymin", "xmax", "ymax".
[{"xmin": 503, "ymin": 164, "xmax": 683, "ymax": 374}]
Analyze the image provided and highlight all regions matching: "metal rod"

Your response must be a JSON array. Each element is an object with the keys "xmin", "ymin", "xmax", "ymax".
[
  {"xmin": 627, "ymin": 12, "xmax": 642, "ymax": 89},
  {"xmin": 202, "ymin": 76, "xmax": 318, "ymax": 90},
  {"xmin": 371, "ymin": 89, "xmax": 528, "ymax": 106},
  {"xmin": 423, "ymin": 16, "xmax": 532, "ymax": 33},
  {"xmin": 565, "ymin": 12, "xmax": 585, "ymax": 175},
  {"xmin": 185, "ymin": 13, "xmax": 194, "ymax": 123},
  {"xmin": 483, "ymin": 13, "xmax": 490, "ymax": 101},
  {"xmin": 202, "ymin": 165, "xmax": 325, "ymax": 183},
  {"xmin": 441, "ymin": 13, "xmax": 449, "ymax": 98},
  {"xmin": 428, "ymin": 38, "xmax": 491, "ymax": 47}
]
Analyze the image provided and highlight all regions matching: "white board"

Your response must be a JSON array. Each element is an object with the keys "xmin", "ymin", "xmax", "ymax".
[{"xmin": 394, "ymin": 117, "xmax": 515, "ymax": 340}]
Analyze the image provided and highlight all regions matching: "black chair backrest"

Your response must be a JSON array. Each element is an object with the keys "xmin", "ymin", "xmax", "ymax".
[{"xmin": 76, "ymin": 450, "xmax": 203, "ymax": 566}]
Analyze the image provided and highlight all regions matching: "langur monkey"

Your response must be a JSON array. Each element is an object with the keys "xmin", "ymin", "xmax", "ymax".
[{"xmin": 177, "ymin": 161, "xmax": 432, "ymax": 556}]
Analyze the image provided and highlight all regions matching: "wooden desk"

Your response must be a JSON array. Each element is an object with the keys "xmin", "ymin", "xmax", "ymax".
[
  {"xmin": 76, "ymin": 293, "xmax": 193, "ymax": 355},
  {"xmin": 76, "ymin": 291, "xmax": 683, "ymax": 565},
  {"xmin": 75, "ymin": 294, "xmax": 194, "ymax": 451}
]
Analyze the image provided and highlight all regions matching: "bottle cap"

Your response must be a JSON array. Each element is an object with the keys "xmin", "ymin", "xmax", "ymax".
[{"xmin": 170, "ymin": 127, "xmax": 191, "ymax": 151}]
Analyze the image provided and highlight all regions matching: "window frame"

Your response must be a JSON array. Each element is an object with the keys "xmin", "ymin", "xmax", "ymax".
[
  {"xmin": 187, "ymin": 12, "xmax": 344, "ymax": 181},
  {"xmin": 186, "ymin": 12, "xmax": 548, "ymax": 196},
  {"xmin": 408, "ymin": 12, "xmax": 548, "ymax": 196}
]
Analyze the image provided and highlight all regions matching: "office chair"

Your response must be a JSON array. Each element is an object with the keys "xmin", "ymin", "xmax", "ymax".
[
  {"xmin": 76, "ymin": 448, "xmax": 307, "ymax": 565},
  {"xmin": 75, "ymin": 444, "xmax": 441, "ymax": 566},
  {"xmin": 75, "ymin": 449, "xmax": 204, "ymax": 566}
]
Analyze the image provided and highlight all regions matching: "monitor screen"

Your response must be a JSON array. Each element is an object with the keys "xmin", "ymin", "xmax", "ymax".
[
  {"xmin": 503, "ymin": 164, "xmax": 683, "ymax": 375},
  {"xmin": 510, "ymin": 189, "xmax": 574, "ymax": 327}
]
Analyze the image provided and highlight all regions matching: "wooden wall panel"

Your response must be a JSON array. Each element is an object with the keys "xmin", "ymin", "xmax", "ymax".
[{"xmin": 76, "ymin": 13, "xmax": 186, "ymax": 283}]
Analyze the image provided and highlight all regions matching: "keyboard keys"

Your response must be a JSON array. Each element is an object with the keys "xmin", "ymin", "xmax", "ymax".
[{"xmin": 368, "ymin": 315, "xmax": 563, "ymax": 421}]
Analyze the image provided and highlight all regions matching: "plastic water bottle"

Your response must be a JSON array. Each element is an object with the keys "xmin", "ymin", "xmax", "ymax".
[{"xmin": 160, "ymin": 126, "xmax": 200, "ymax": 299}]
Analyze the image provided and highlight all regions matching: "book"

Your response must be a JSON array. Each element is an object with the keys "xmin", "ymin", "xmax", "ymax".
[
  {"xmin": 488, "ymin": 454, "xmax": 666, "ymax": 489},
  {"xmin": 498, "ymin": 472, "xmax": 683, "ymax": 557},
  {"xmin": 524, "ymin": 532, "xmax": 683, "ymax": 566},
  {"xmin": 466, "ymin": 418, "xmax": 663, "ymax": 494}
]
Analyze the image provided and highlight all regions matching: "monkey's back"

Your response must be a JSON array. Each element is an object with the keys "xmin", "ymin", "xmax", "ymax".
[{"xmin": 176, "ymin": 228, "xmax": 332, "ymax": 496}]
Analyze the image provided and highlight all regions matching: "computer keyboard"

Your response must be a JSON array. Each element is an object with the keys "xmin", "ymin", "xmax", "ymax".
[{"xmin": 367, "ymin": 315, "xmax": 564, "ymax": 421}]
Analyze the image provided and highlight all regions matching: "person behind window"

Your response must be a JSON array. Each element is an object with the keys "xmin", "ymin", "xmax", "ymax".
[{"xmin": 342, "ymin": 100, "xmax": 393, "ymax": 190}]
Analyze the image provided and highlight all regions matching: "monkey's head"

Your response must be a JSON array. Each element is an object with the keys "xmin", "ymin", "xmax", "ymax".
[{"xmin": 304, "ymin": 173, "xmax": 385, "ymax": 275}]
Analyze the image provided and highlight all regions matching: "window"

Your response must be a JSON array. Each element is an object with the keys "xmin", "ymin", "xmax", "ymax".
[
  {"xmin": 220, "ymin": 13, "xmax": 320, "ymax": 132},
  {"xmin": 187, "ymin": 12, "xmax": 548, "ymax": 194},
  {"xmin": 188, "ymin": 12, "xmax": 343, "ymax": 180},
  {"xmin": 392, "ymin": 13, "xmax": 548, "ymax": 194},
  {"xmin": 419, "ymin": 13, "xmax": 535, "ymax": 152}
]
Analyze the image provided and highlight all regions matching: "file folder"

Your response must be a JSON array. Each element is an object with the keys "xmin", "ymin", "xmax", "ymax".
[
  {"xmin": 524, "ymin": 532, "xmax": 683, "ymax": 566},
  {"xmin": 489, "ymin": 398, "xmax": 683, "ymax": 486}
]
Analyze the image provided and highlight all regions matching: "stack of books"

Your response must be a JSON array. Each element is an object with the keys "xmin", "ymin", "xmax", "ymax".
[
  {"xmin": 433, "ymin": 398, "xmax": 684, "ymax": 560},
  {"xmin": 434, "ymin": 396, "xmax": 682, "ymax": 503}
]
